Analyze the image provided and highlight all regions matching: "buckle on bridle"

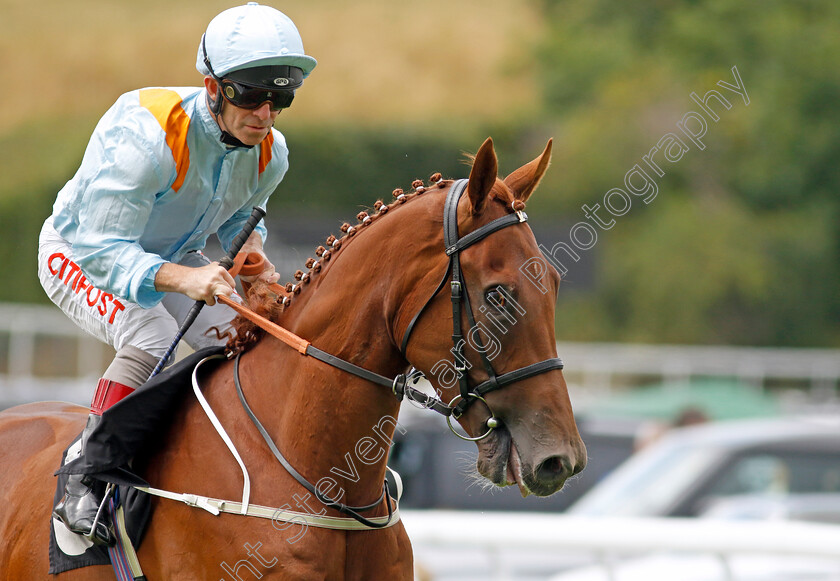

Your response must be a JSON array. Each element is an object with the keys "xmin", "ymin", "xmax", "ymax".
[{"xmin": 391, "ymin": 374, "xmax": 406, "ymax": 400}]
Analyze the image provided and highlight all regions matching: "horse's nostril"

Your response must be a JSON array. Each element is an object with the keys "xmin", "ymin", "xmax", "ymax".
[
  {"xmin": 536, "ymin": 455, "xmax": 568, "ymax": 480},
  {"xmin": 529, "ymin": 453, "xmax": 581, "ymax": 496}
]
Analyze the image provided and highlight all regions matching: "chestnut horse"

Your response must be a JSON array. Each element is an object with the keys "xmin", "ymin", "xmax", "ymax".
[{"xmin": 0, "ymin": 137, "xmax": 586, "ymax": 579}]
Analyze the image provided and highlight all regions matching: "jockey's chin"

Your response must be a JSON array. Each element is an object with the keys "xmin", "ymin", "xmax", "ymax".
[{"xmin": 221, "ymin": 102, "xmax": 278, "ymax": 147}]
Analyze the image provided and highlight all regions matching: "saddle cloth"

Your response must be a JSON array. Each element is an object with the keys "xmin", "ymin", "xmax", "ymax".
[{"xmin": 49, "ymin": 346, "xmax": 226, "ymax": 574}]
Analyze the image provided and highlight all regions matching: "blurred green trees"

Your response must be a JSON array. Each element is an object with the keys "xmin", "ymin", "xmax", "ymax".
[{"xmin": 531, "ymin": 0, "xmax": 840, "ymax": 346}]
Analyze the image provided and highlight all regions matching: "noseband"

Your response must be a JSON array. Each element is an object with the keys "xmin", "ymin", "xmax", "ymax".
[{"xmin": 397, "ymin": 179, "xmax": 565, "ymax": 440}]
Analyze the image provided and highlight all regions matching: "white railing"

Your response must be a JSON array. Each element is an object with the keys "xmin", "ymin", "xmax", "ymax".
[
  {"xmin": 556, "ymin": 341, "xmax": 840, "ymax": 416},
  {"xmin": 401, "ymin": 510, "xmax": 840, "ymax": 581},
  {"xmin": 0, "ymin": 303, "xmax": 112, "ymax": 407},
  {"xmin": 557, "ymin": 341, "xmax": 840, "ymax": 392},
  {"xmin": 1, "ymin": 303, "xmax": 839, "ymax": 409}
]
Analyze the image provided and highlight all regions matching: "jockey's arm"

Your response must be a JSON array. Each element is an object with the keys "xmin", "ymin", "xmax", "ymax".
[
  {"xmin": 154, "ymin": 231, "xmax": 279, "ymax": 305},
  {"xmin": 154, "ymin": 262, "xmax": 236, "ymax": 306}
]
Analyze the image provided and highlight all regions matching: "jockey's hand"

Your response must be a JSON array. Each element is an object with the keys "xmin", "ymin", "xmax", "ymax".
[
  {"xmin": 155, "ymin": 262, "xmax": 236, "ymax": 306},
  {"xmin": 241, "ymin": 254, "xmax": 281, "ymax": 284},
  {"xmin": 238, "ymin": 230, "xmax": 280, "ymax": 285}
]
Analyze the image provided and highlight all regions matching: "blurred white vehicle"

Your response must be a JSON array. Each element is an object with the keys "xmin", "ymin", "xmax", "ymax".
[
  {"xmin": 548, "ymin": 417, "xmax": 840, "ymax": 581},
  {"xmin": 568, "ymin": 416, "xmax": 840, "ymax": 519},
  {"xmin": 701, "ymin": 492, "xmax": 840, "ymax": 523},
  {"xmin": 548, "ymin": 552, "xmax": 840, "ymax": 581}
]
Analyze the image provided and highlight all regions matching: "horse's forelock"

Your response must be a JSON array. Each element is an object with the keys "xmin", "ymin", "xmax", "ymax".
[{"xmin": 489, "ymin": 178, "xmax": 516, "ymax": 207}]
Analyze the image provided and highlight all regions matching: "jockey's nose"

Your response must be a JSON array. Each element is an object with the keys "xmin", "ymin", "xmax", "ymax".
[{"xmin": 253, "ymin": 102, "xmax": 273, "ymax": 120}]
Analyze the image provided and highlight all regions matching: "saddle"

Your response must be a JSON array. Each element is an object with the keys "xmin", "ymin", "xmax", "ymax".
[{"xmin": 49, "ymin": 346, "xmax": 226, "ymax": 575}]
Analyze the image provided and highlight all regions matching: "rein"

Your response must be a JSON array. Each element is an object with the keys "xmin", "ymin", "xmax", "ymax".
[
  {"xmin": 219, "ymin": 179, "xmax": 564, "ymax": 438},
  {"xmin": 232, "ymin": 353, "xmax": 397, "ymax": 528},
  {"xmin": 158, "ymin": 178, "xmax": 566, "ymax": 530},
  {"xmin": 218, "ymin": 294, "xmax": 451, "ymax": 415}
]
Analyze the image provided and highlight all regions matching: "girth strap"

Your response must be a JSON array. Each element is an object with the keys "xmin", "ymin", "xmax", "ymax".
[{"xmin": 136, "ymin": 485, "xmax": 402, "ymax": 530}]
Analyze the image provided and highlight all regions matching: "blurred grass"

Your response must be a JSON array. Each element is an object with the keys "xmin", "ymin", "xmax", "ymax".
[
  {"xmin": 0, "ymin": 0, "xmax": 542, "ymax": 136},
  {"xmin": 0, "ymin": 0, "xmax": 545, "ymax": 217}
]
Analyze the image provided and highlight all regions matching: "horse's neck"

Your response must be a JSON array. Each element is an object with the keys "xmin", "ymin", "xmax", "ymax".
[
  {"xmin": 230, "ymin": 196, "xmax": 445, "ymax": 505},
  {"xmin": 237, "ymin": 340, "xmax": 398, "ymax": 506},
  {"xmin": 279, "ymin": 192, "xmax": 445, "ymax": 373}
]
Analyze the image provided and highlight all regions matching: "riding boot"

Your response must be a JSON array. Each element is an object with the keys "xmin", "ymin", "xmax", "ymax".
[
  {"xmin": 52, "ymin": 378, "xmax": 136, "ymax": 546},
  {"xmin": 52, "ymin": 413, "xmax": 115, "ymax": 545}
]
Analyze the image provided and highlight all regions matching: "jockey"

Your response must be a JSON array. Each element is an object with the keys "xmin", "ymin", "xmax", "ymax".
[{"xmin": 38, "ymin": 2, "xmax": 316, "ymax": 546}]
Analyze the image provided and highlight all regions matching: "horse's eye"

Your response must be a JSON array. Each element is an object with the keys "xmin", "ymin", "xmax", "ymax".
[{"xmin": 485, "ymin": 289, "xmax": 506, "ymax": 308}]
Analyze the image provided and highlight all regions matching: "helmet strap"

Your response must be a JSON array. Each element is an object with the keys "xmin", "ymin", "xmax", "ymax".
[
  {"xmin": 220, "ymin": 131, "xmax": 252, "ymax": 149},
  {"xmin": 205, "ymin": 83, "xmax": 254, "ymax": 150},
  {"xmin": 207, "ymin": 84, "xmax": 223, "ymax": 116}
]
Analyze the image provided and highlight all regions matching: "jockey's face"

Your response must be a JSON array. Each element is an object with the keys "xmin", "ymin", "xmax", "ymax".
[{"xmin": 205, "ymin": 77, "xmax": 280, "ymax": 147}]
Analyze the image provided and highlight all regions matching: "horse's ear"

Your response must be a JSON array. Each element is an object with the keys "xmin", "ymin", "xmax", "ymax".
[
  {"xmin": 467, "ymin": 137, "xmax": 498, "ymax": 215},
  {"xmin": 504, "ymin": 138, "xmax": 553, "ymax": 203}
]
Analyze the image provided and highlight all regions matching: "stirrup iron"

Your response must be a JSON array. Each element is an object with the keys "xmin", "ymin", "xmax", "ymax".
[{"xmin": 86, "ymin": 482, "xmax": 115, "ymax": 543}]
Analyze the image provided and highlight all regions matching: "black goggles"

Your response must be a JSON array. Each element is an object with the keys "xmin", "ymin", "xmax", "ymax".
[{"xmin": 220, "ymin": 80, "xmax": 295, "ymax": 111}]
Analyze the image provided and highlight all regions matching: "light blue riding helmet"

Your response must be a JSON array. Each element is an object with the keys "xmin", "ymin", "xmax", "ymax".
[{"xmin": 196, "ymin": 2, "xmax": 317, "ymax": 80}]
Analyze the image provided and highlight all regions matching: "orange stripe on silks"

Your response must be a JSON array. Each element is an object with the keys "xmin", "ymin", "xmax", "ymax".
[
  {"xmin": 139, "ymin": 89, "xmax": 191, "ymax": 192},
  {"xmin": 259, "ymin": 131, "xmax": 274, "ymax": 175}
]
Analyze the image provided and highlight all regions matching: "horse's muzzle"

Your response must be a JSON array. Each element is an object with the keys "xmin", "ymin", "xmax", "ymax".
[
  {"xmin": 524, "ymin": 448, "xmax": 586, "ymax": 497},
  {"xmin": 476, "ymin": 425, "xmax": 586, "ymax": 497}
]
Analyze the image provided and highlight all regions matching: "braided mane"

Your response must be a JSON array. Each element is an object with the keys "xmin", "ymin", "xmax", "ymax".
[{"xmin": 225, "ymin": 171, "xmax": 524, "ymax": 355}]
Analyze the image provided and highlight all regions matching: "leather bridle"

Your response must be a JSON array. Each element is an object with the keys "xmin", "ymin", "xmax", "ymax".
[
  {"xmin": 224, "ymin": 178, "xmax": 566, "ymax": 528},
  {"xmin": 224, "ymin": 179, "xmax": 565, "ymax": 440},
  {"xmin": 397, "ymin": 179, "xmax": 565, "ymax": 439}
]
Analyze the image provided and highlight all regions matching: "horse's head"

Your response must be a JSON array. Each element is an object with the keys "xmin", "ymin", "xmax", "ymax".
[
  {"xmin": 232, "ymin": 136, "xmax": 585, "ymax": 499},
  {"xmin": 404, "ymin": 137, "xmax": 586, "ymax": 497}
]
